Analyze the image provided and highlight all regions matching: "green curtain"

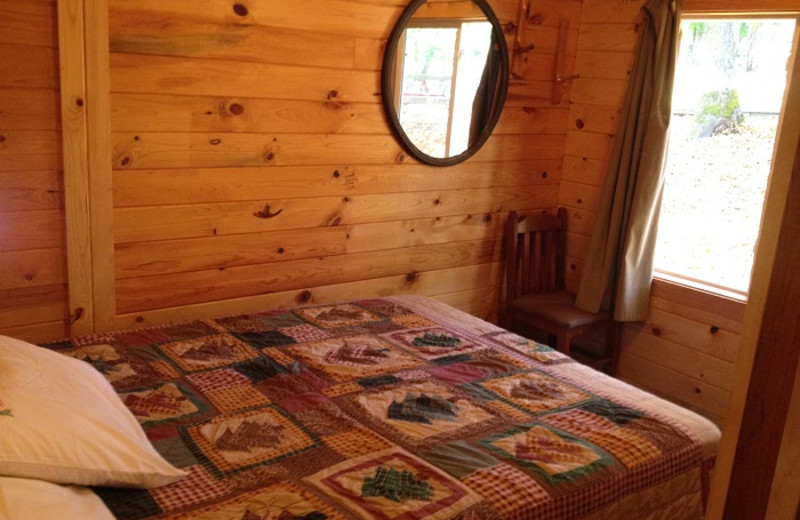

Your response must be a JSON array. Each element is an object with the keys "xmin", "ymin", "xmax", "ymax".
[{"xmin": 574, "ymin": 0, "xmax": 680, "ymax": 321}]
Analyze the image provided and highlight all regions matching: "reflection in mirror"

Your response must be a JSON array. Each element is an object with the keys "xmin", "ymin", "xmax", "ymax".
[{"xmin": 382, "ymin": 0, "xmax": 509, "ymax": 166}]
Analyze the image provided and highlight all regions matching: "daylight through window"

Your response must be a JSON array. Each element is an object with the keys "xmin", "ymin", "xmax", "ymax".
[{"xmin": 654, "ymin": 17, "xmax": 797, "ymax": 297}]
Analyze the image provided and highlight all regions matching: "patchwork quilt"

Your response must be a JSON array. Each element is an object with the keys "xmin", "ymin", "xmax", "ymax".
[{"xmin": 42, "ymin": 296, "xmax": 716, "ymax": 520}]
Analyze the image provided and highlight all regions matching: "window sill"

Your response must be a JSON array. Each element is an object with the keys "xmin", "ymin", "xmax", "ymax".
[{"xmin": 651, "ymin": 275, "xmax": 748, "ymax": 324}]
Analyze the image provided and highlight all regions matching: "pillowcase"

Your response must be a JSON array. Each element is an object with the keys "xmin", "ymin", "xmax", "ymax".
[
  {"xmin": 0, "ymin": 335, "xmax": 186, "ymax": 488},
  {"xmin": 0, "ymin": 476, "xmax": 114, "ymax": 520}
]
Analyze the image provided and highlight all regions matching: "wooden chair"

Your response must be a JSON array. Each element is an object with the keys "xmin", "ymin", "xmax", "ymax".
[{"xmin": 502, "ymin": 208, "xmax": 621, "ymax": 375}]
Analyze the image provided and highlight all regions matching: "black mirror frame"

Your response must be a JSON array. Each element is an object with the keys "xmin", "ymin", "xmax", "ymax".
[{"xmin": 381, "ymin": 0, "xmax": 510, "ymax": 167}]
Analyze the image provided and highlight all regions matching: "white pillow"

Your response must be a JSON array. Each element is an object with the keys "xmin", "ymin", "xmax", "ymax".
[
  {"xmin": 0, "ymin": 335, "xmax": 186, "ymax": 488},
  {"xmin": 0, "ymin": 476, "xmax": 114, "ymax": 520}
]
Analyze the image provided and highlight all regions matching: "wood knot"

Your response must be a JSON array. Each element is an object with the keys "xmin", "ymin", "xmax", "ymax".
[
  {"xmin": 253, "ymin": 204, "xmax": 283, "ymax": 219},
  {"xmin": 333, "ymin": 170, "xmax": 341, "ymax": 178},
  {"xmin": 229, "ymin": 103, "xmax": 244, "ymax": 115},
  {"xmin": 329, "ymin": 216, "xmax": 342, "ymax": 227},
  {"xmin": 0, "ymin": 135, "xmax": 5, "ymax": 143},
  {"xmin": 405, "ymin": 272, "xmax": 418, "ymax": 283},
  {"xmin": 135, "ymin": 316, "xmax": 145, "ymax": 323},
  {"xmin": 70, "ymin": 307, "xmax": 85, "ymax": 325},
  {"xmin": 542, "ymin": 171, "xmax": 548, "ymax": 179},
  {"xmin": 327, "ymin": 90, "xmax": 338, "ymax": 100},
  {"xmin": 297, "ymin": 290, "xmax": 312, "ymax": 303},
  {"xmin": 233, "ymin": 3, "xmax": 248, "ymax": 16},
  {"xmin": 277, "ymin": 247, "xmax": 285, "ymax": 254},
  {"xmin": 652, "ymin": 327, "xmax": 662, "ymax": 336},
  {"xmin": 24, "ymin": 273, "xmax": 34, "ymax": 282},
  {"xmin": 522, "ymin": 106, "xmax": 535, "ymax": 114},
  {"xmin": 483, "ymin": 214, "xmax": 492, "ymax": 223},
  {"xmin": 263, "ymin": 151, "xmax": 275, "ymax": 162},
  {"xmin": 75, "ymin": 97, "xmax": 84, "ymax": 107},
  {"xmin": 710, "ymin": 325, "xmax": 719, "ymax": 334},
  {"xmin": 575, "ymin": 119, "xmax": 585, "ymax": 129},
  {"xmin": 210, "ymin": 138, "xmax": 222, "ymax": 145},
  {"xmin": 570, "ymin": 264, "xmax": 577, "ymax": 271},
  {"xmin": 395, "ymin": 152, "xmax": 407, "ymax": 163},
  {"xmin": 120, "ymin": 156, "xmax": 131, "ymax": 166}
]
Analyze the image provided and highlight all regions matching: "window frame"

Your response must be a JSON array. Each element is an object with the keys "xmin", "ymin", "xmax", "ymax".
[{"xmin": 652, "ymin": 13, "xmax": 800, "ymax": 301}]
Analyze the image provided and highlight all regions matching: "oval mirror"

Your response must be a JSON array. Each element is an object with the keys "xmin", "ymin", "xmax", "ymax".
[{"xmin": 382, "ymin": 0, "xmax": 510, "ymax": 166}]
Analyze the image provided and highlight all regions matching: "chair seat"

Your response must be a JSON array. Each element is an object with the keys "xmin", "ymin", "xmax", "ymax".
[{"xmin": 510, "ymin": 290, "xmax": 611, "ymax": 329}]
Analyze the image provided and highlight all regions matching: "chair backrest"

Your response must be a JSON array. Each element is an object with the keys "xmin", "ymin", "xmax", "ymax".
[{"xmin": 504, "ymin": 208, "xmax": 567, "ymax": 301}]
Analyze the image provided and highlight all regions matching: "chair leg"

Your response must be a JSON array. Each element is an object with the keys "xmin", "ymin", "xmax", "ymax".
[
  {"xmin": 556, "ymin": 333, "xmax": 571, "ymax": 356},
  {"xmin": 605, "ymin": 321, "xmax": 622, "ymax": 376}
]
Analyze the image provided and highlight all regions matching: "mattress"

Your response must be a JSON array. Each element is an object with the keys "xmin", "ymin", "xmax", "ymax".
[{"xmin": 38, "ymin": 295, "xmax": 721, "ymax": 519}]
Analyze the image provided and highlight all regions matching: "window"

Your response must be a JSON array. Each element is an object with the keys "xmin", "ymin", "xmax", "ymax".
[{"xmin": 654, "ymin": 17, "xmax": 797, "ymax": 298}]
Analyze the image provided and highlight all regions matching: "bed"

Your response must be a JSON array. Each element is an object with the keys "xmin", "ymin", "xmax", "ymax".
[{"xmin": 0, "ymin": 295, "xmax": 720, "ymax": 520}]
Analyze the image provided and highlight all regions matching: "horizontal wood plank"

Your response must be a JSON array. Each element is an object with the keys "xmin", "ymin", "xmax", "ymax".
[
  {"xmin": 0, "ymin": 88, "xmax": 61, "ymax": 130},
  {"xmin": 617, "ymin": 350, "xmax": 728, "ymax": 424},
  {"xmin": 0, "ymin": 248, "xmax": 66, "ymax": 290},
  {"xmin": 625, "ymin": 306, "xmax": 741, "ymax": 363},
  {"xmin": 114, "ymin": 185, "xmax": 559, "ymax": 243},
  {"xmin": 566, "ymin": 105, "xmax": 621, "ymax": 139},
  {"xmin": 0, "ymin": 170, "xmax": 63, "ymax": 211},
  {"xmin": 558, "ymin": 180, "xmax": 603, "ymax": 212},
  {"xmin": 0, "ymin": 0, "xmax": 58, "ymax": 48},
  {"xmin": 109, "ymin": 0, "xmax": 404, "ymax": 39},
  {"xmin": 110, "ymin": 93, "xmax": 387, "ymax": 135},
  {"xmin": 112, "ymin": 262, "xmax": 503, "ymax": 330},
  {"xmin": 346, "ymin": 213, "xmax": 506, "ymax": 253},
  {"xmin": 563, "ymin": 130, "xmax": 614, "ymax": 161},
  {"xmin": 570, "ymin": 77, "xmax": 628, "ymax": 108},
  {"xmin": 0, "ymin": 284, "xmax": 67, "ymax": 326},
  {"xmin": 0, "ymin": 43, "xmax": 59, "ymax": 89},
  {"xmin": 112, "ymin": 160, "xmax": 560, "ymax": 207},
  {"xmin": 110, "ymin": 13, "xmax": 357, "ymax": 69},
  {"xmin": 109, "ymin": 131, "xmax": 565, "ymax": 169},
  {"xmin": 622, "ymin": 326, "xmax": 736, "ymax": 390},
  {"xmin": 116, "ymin": 238, "xmax": 501, "ymax": 312},
  {"xmin": 110, "ymin": 53, "xmax": 382, "ymax": 103},
  {"xmin": 0, "ymin": 210, "xmax": 65, "ymax": 251},
  {"xmin": 116, "ymin": 227, "xmax": 349, "ymax": 278}
]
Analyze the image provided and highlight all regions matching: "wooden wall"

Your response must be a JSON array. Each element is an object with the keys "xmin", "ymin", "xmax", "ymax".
[
  {"xmin": 0, "ymin": 0, "xmax": 69, "ymax": 342},
  {"xmin": 0, "ymin": 0, "xmax": 584, "ymax": 341}
]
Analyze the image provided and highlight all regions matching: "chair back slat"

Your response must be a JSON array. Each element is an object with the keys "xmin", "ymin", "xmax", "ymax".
[{"xmin": 504, "ymin": 208, "xmax": 567, "ymax": 302}]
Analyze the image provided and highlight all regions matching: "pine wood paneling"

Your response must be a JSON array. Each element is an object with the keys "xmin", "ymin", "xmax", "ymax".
[
  {"xmin": 115, "ymin": 238, "xmax": 501, "ymax": 313},
  {"xmin": 0, "ymin": 0, "xmax": 67, "ymax": 341},
  {"xmin": 112, "ymin": 160, "xmax": 560, "ymax": 207},
  {"xmin": 0, "ymin": 43, "xmax": 59, "ymax": 89},
  {"xmin": 3, "ymin": 0, "xmax": 572, "ymax": 340},
  {"xmin": 0, "ymin": 170, "xmax": 63, "ymax": 212},
  {"xmin": 110, "ymin": 94, "xmax": 388, "ymax": 135},
  {"xmin": 112, "ymin": 262, "xmax": 503, "ymax": 330},
  {"xmin": 110, "ymin": 53, "xmax": 382, "ymax": 102},
  {"xmin": 0, "ymin": 249, "xmax": 67, "ymax": 290},
  {"xmin": 109, "ymin": 14, "xmax": 359, "ymax": 69},
  {"xmin": 114, "ymin": 185, "xmax": 557, "ymax": 244},
  {"xmin": 0, "ymin": 0, "xmax": 59, "ymax": 49}
]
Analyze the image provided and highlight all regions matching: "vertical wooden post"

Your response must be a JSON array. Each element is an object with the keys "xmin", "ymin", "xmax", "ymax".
[
  {"xmin": 85, "ymin": 0, "xmax": 116, "ymax": 332},
  {"xmin": 58, "ymin": 0, "xmax": 94, "ymax": 336},
  {"xmin": 57, "ymin": 0, "xmax": 114, "ymax": 336},
  {"xmin": 705, "ymin": 26, "xmax": 800, "ymax": 520}
]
